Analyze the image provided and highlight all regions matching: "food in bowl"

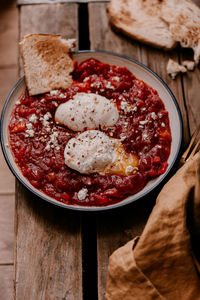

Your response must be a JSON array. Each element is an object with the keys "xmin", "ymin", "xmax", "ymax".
[{"xmin": 8, "ymin": 57, "xmax": 172, "ymax": 207}]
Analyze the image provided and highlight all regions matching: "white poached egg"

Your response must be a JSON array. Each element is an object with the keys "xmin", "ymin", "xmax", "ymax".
[
  {"xmin": 64, "ymin": 130, "xmax": 138, "ymax": 175},
  {"xmin": 55, "ymin": 92, "xmax": 119, "ymax": 131}
]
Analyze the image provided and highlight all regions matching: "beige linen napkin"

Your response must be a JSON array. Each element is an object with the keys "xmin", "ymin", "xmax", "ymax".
[{"xmin": 106, "ymin": 151, "xmax": 200, "ymax": 300}]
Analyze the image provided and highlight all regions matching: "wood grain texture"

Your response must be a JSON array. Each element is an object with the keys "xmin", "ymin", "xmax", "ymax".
[
  {"xmin": 180, "ymin": 0, "xmax": 200, "ymax": 134},
  {"xmin": 0, "ymin": 265, "xmax": 14, "ymax": 300},
  {"xmin": 16, "ymin": 4, "xmax": 82, "ymax": 300},
  {"xmin": 18, "ymin": 0, "xmax": 109, "ymax": 4},
  {"xmin": 0, "ymin": 195, "xmax": 15, "ymax": 264},
  {"xmin": 19, "ymin": 3, "xmax": 79, "ymax": 76},
  {"xmin": 89, "ymin": 3, "xmax": 190, "ymax": 299},
  {"xmin": 15, "ymin": 182, "xmax": 82, "ymax": 300},
  {"xmin": 0, "ymin": 2, "xmax": 18, "ymax": 68},
  {"xmin": 181, "ymin": 53, "xmax": 200, "ymax": 134}
]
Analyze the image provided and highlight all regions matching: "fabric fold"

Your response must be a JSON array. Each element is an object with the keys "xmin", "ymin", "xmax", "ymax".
[{"xmin": 106, "ymin": 152, "xmax": 200, "ymax": 300}]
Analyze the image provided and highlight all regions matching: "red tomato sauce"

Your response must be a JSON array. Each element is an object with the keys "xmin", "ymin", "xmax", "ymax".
[{"xmin": 9, "ymin": 58, "xmax": 171, "ymax": 206}]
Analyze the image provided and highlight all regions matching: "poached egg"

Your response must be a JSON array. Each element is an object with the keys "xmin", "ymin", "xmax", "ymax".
[
  {"xmin": 55, "ymin": 92, "xmax": 119, "ymax": 131},
  {"xmin": 64, "ymin": 130, "xmax": 138, "ymax": 176}
]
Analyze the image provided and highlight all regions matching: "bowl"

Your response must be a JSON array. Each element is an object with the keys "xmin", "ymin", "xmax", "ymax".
[{"xmin": 0, "ymin": 50, "xmax": 182, "ymax": 211}]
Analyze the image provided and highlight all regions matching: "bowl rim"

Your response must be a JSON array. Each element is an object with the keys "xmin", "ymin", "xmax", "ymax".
[{"xmin": 0, "ymin": 50, "xmax": 183, "ymax": 212}]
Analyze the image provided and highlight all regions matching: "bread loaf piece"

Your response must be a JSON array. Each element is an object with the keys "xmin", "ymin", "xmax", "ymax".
[
  {"xmin": 19, "ymin": 34, "xmax": 75, "ymax": 96},
  {"xmin": 162, "ymin": 0, "xmax": 200, "ymax": 63},
  {"xmin": 108, "ymin": 0, "xmax": 177, "ymax": 50},
  {"xmin": 108, "ymin": 0, "xmax": 200, "ymax": 63}
]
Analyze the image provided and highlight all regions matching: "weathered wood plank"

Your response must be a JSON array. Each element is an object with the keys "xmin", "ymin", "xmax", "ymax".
[
  {"xmin": 180, "ymin": 52, "xmax": 200, "ymax": 134},
  {"xmin": 0, "ymin": 2, "xmax": 18, "ymax": 68},
  {"xmin": 180, "ymin": 0, "xmax": 200, "ymax": 134},
  {"xmin": 16, "ymin": 4, "xmax": 82, "ymax": 300},
  {"xmin": 18, "ymin": 0, "xmax": 109, "ymax": 4},
  {"xmin": 89, "ymin": 3, "xmax": 189, "ymax": 299},
  {"xmin": 0, "ymin": 264, "xmax": 14, "ymax": 300},
  {"xmin": 0, "ymin": 194, "xmax": 15, "ymax": 264},
  {"xmin": 19, "ymin": 3, "xmax": 79, "ymax": 76},
  {"xmin": 15, "ymin": 182, "xmax": 82, "ymax": 300}
]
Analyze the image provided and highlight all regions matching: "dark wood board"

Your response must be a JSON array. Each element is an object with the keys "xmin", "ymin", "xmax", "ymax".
[
  {"xmin": 88, "ymin": 3, "xmax": 191, "ymax": 299},
  {"xmin": 15, "ymin": 4, "xmax": 82, "ymax": 300}
]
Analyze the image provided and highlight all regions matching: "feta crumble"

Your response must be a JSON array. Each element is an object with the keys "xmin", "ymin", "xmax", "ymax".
[
  {"xmin": 139, "ymin": 120, "xmax": 148, "ymax": 125},
  {"xmin": 50, "ymin": 90, "xmax": 59, "ymax": 96},
  {"xmin": 77, "ymin": 188, "xmax": 88, "ymax": 201},
  {"xmin": 126, "ymin": 165, "xmax": 134, "ymax": 173},
  {"xmin": 151, "ymin": 112, "xmax": 156, "ymax": 120},
  {"xmin": 44, "ymin": 131, "xmax": 59, "ymax": 151},
  {"xmin": 121, "ymin": 101, "xmax": 131, "ymax": 113},
  {"xmin": 25, "ymin": 123, "xmax": 34, "ymax": 137},
  {"xmin": 29, "ymin": 114, "xmax": 37, "ymax": 123}
]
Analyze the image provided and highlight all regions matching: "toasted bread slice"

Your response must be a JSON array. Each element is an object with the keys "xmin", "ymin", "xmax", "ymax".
[
  {"xmin": 19, "ymin": 34, "xmax": 75, "ymax": 96},
  {"xmin": 162, "ymin": 0, "xmax": 200, "ymax": 63},
  {"xmin": 108, "ymin": 0, "xmax": 177, "ymax": 50}
]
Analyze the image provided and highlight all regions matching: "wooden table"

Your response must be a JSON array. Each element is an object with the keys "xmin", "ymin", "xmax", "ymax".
[{"xmin": 15, "ymin": 1, "xmax": 200, "ymax": 299}]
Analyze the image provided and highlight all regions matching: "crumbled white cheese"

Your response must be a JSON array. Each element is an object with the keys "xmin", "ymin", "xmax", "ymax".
[
  {"xmin": 16, "ymin": 100, "xmax": 20, "ymax": 105},
  {"xmin": 83, "ymin": 77, "xmax": 90, "ymax": 82},
  {"xmin": 133, "ymin": 106, "xmax": 137, "ymax": 112},
  {"xmin": 40, "ymin": 112, "xmax": 52, "ymax": 129},
  {"xmin": 52, "ymin": 101, "xmax": 58, "ymax": 107},
  {"xmin": 105, "ymin": 81, "xmax": 111, "ymax": 89},
  {"xmin": 44, "ymin": 112, "xmax": 52, "ymax": 120},
  {"xmin": 151, "ymin": 112, "xmax": 156, "ymax": 120},
  {"xmin": 44, "ymin": 144, "xmax": 51, "ymax": 151},
  {"xmin": 91, "ymin": 81, "xmax": 101, "ymax": 89},
  {"xmin": 126, "ymin": 166, "xmax": 138, "ymax": 174},
  {"xmin": 142, "ymin": 133, "xmax": 148, "ymax": 140},
  {"xmin": 120, "ymin": 134, "xmax": 126, "ymax": 141},
  {"xmin": 26, "ymin": 123, "xmax": 33, "ymax": 130},
  {"xmin": 50, "ymin": 131, "xmax": 58, "ymax": 144},
  {"xmin": 41, "ymin": 98, "xmax": 45, "ymax": 103},
  {"xmin": 77, "ymin": 188, "xmax": 88, "ymax": 201},
  {"xmin": 44, "ymin": 131, "xmax": 59, "ymax": 151},
  {"xmin": 126, "ymin": 165, "xmax": 134, "ymax": 173},
  {"xmin": 105, "ymin": 81, "xmax": 114, "ymax": 89},
  {"xmin": 121, "ymin": 101, "xmax": 131, "ymax": 113},
  {"xmin": 112, "ymin": 76, "xmax": 120, "ymax": 82},
  {"xmin": 25, "ymin": 123, "xmax": 34, "ymax": 137},
  {"xmin": 139, "ymin": 120, "xmax": 148, "ymax": 125},
  {"xmin": 50, "ymin": 90, "xmax": 59, "ymax": 96},
  {"xmin": 161, "ymin": 122, "xmax": 166, "ymax": 127},
  {"xmin": 59, "ymin": 93, "xmax": 66, "ymax": 99},
  {"xmin": 118, "ymin": 95, "xmax": 124, "ymax": 100},
  {"xmin": 29, "ymin": 114, "xmax": 37, "ymax": 123}
]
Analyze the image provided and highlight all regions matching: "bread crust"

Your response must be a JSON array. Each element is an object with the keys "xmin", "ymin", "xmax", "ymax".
[
  {"xmin": 19, "ymin": 34, "xmax": 74, "ymax": 96},
  {"xmin": 162, "ymin": 0, "xmax": 200, "ymax": 63},
  {"xmin": 108, "ymin": 0, "xmax": 200, "ymax": 62},
  {"xmin": 108, "ymin": 0, "xmax": 177, "ymax": 51}
]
